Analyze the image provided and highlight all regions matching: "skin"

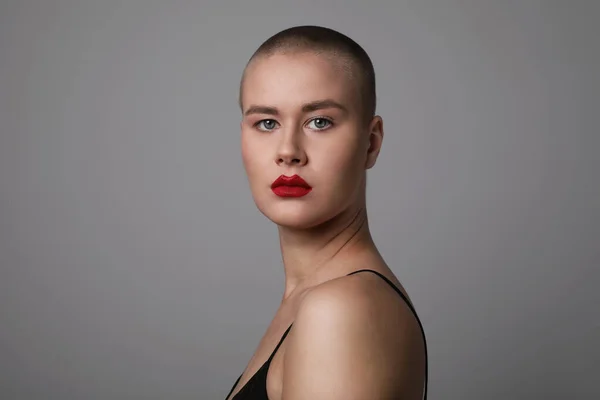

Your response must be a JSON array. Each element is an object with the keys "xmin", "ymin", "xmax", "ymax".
[{"xmin": 228, "ymin": 51, "xmax": 426, "ymax": 400}]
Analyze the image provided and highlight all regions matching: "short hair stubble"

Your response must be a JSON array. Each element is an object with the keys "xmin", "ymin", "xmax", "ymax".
[{"xmin": 239, "ymin": 25, "xmax": 377, "ymax": 123}]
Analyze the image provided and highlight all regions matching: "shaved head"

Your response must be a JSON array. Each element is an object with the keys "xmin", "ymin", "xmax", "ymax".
[{"xmin": 239, "ymin": 25, "xmax": 377, "ymax": 122}]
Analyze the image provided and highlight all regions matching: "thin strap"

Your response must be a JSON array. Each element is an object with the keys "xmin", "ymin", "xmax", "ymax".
[
  {"xmin": 225, "ymin": 324, "xmax": 294, "ymax": 400},
  {"xmin": 225, "ymin": 374, "xmax": 241, "ymax": 400},
  {"xmin": 267, "ymin": 323, "xmax": 293, "ymax": 363},
  {"xmin": 347, "ymin": 269, "xmax": 429, "ymax": 400}
]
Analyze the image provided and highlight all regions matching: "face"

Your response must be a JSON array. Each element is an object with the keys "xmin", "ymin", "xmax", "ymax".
[{"xmin": 240, "ymin": 51, "xmax": 383, "ymax": 229}]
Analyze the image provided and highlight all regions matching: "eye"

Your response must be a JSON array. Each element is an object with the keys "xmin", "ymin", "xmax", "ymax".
[
  {"xmin": 307, "ymin": 117, "xmax": 333, "ymax": 131},
  {"xmin": 255, "ymin": 119, "xmax": 279, "ymax": 131}
]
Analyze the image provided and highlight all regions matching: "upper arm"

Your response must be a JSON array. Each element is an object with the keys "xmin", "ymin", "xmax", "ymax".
[{"xmin": 281, "ymin": 277, "xmax": 425, "ymax": 400}]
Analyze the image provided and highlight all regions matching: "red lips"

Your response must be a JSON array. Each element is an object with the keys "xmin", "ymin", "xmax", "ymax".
[{"xmin": 271, "ymin": 175, "xmax": 312, "ymax": 197}]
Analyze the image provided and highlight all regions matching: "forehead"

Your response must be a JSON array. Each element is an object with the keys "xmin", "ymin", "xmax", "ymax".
[{"xmin": 241, "ymin": 52, "xmax": 359, "ymax": 112}]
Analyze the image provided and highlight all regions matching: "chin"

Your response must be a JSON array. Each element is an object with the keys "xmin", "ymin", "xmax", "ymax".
[{"xmin": 257, "ymin": 199, "xmax": 333, "ymax": 230}]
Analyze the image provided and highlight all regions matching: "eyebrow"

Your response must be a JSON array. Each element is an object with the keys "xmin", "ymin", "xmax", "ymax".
[{"xmin": 243, "ymin": 99, "xmax": 348, "ymax": 116}]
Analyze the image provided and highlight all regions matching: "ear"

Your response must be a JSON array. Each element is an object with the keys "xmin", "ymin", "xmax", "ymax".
[{"xmin": 365, "ymin": 116, "xmax": 384, "ymax": 169}]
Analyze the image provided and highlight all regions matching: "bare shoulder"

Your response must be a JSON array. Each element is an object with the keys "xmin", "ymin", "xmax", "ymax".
[{"xmin": 282, "ymin": 270, "xmax": 426, "ymax": 400}]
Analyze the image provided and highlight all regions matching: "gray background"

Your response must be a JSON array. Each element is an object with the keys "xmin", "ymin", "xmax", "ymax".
[{"xmin": 1, "ymin": 1, "xmax": 598, "ymax": 399}]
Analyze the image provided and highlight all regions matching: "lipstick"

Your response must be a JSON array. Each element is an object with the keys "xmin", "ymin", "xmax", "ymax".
[{"xmin": 271, "ymin": 174, "xmax": 312, "ymax": 198}]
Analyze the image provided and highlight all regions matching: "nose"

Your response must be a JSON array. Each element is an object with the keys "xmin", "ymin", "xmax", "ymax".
[{"xmin": 275, "ymin": 128, "xmax": 307, "ymax": 167}]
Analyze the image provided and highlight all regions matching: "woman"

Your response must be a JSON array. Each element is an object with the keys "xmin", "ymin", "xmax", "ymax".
[{"xmin": 225, "ymin": 25, "xmax": 428, "ymax": 400}]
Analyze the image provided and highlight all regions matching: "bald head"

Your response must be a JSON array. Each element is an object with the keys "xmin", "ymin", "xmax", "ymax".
[{"xmin": 239, "ymin": 25, "xmax": 377, "ymax": 122}]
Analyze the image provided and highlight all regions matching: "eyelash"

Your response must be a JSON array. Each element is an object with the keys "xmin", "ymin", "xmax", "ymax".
[{"xmin": 254, "ymin": 117, "xmax": 334, "ymax": 132}]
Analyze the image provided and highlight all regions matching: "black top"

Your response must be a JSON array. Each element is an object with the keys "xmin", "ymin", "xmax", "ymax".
[{"xmin": 225, "ymin": 269, "xmax": 428, "ymax": 400}]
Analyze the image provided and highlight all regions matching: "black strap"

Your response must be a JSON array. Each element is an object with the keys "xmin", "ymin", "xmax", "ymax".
[
  {"xmin": 347, "ymin": 269, "xmax": 428, "ymax": 400},
  {"xmin": 266, "ymin": 323, "xmax": 293, "ymax": 363},
  {"xmin": 225, "ymin": 374, "xmax": 241, "ymax": 400},
  {"xmin": 226, "ymin": 324, "xmax": 293, "ymax": 400}
]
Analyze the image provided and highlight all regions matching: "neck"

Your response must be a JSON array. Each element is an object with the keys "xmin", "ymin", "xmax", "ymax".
[{"xmin": 277, "ymin": 200, "xmax": 376, "ymax": 299}]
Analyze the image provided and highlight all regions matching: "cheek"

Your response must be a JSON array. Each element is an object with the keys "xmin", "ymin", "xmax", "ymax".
[
  {"xmin": 311, "ymin": 139, "xmax": 366, "ymax": 202},
  {"xmin": 241, "ymin": 132, "xmax": 257, "ymax": 168},
  {"xmin": 240, "ymin": 138, "xmax": 252, "ymax": 172},
  {"xmin": 241, "ymin": 133, "xmax": 269, "ymax": 184},
  {"xmin": 322, "ymin": 139, "xmax": 365, "ymax": 178}
]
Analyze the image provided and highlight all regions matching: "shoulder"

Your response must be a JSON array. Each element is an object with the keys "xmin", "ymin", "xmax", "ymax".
[
  {"xmin": 282, "ymin": 271, "xmax": 426, "ymax": 399},
  {"xmin": 296, "ymin": 270, "xmax": 419, "ymax": 335}
]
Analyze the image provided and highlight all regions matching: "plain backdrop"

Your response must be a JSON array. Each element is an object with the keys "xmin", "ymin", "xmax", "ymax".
[{"xmin": 1, "ymin": 1, "xmax": 598, "ymax": 399}]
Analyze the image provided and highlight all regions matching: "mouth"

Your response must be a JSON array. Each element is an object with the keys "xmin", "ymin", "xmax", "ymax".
[{"xmin": 271, "ymin": 174, "xmax": 312, "ymax": 198}]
